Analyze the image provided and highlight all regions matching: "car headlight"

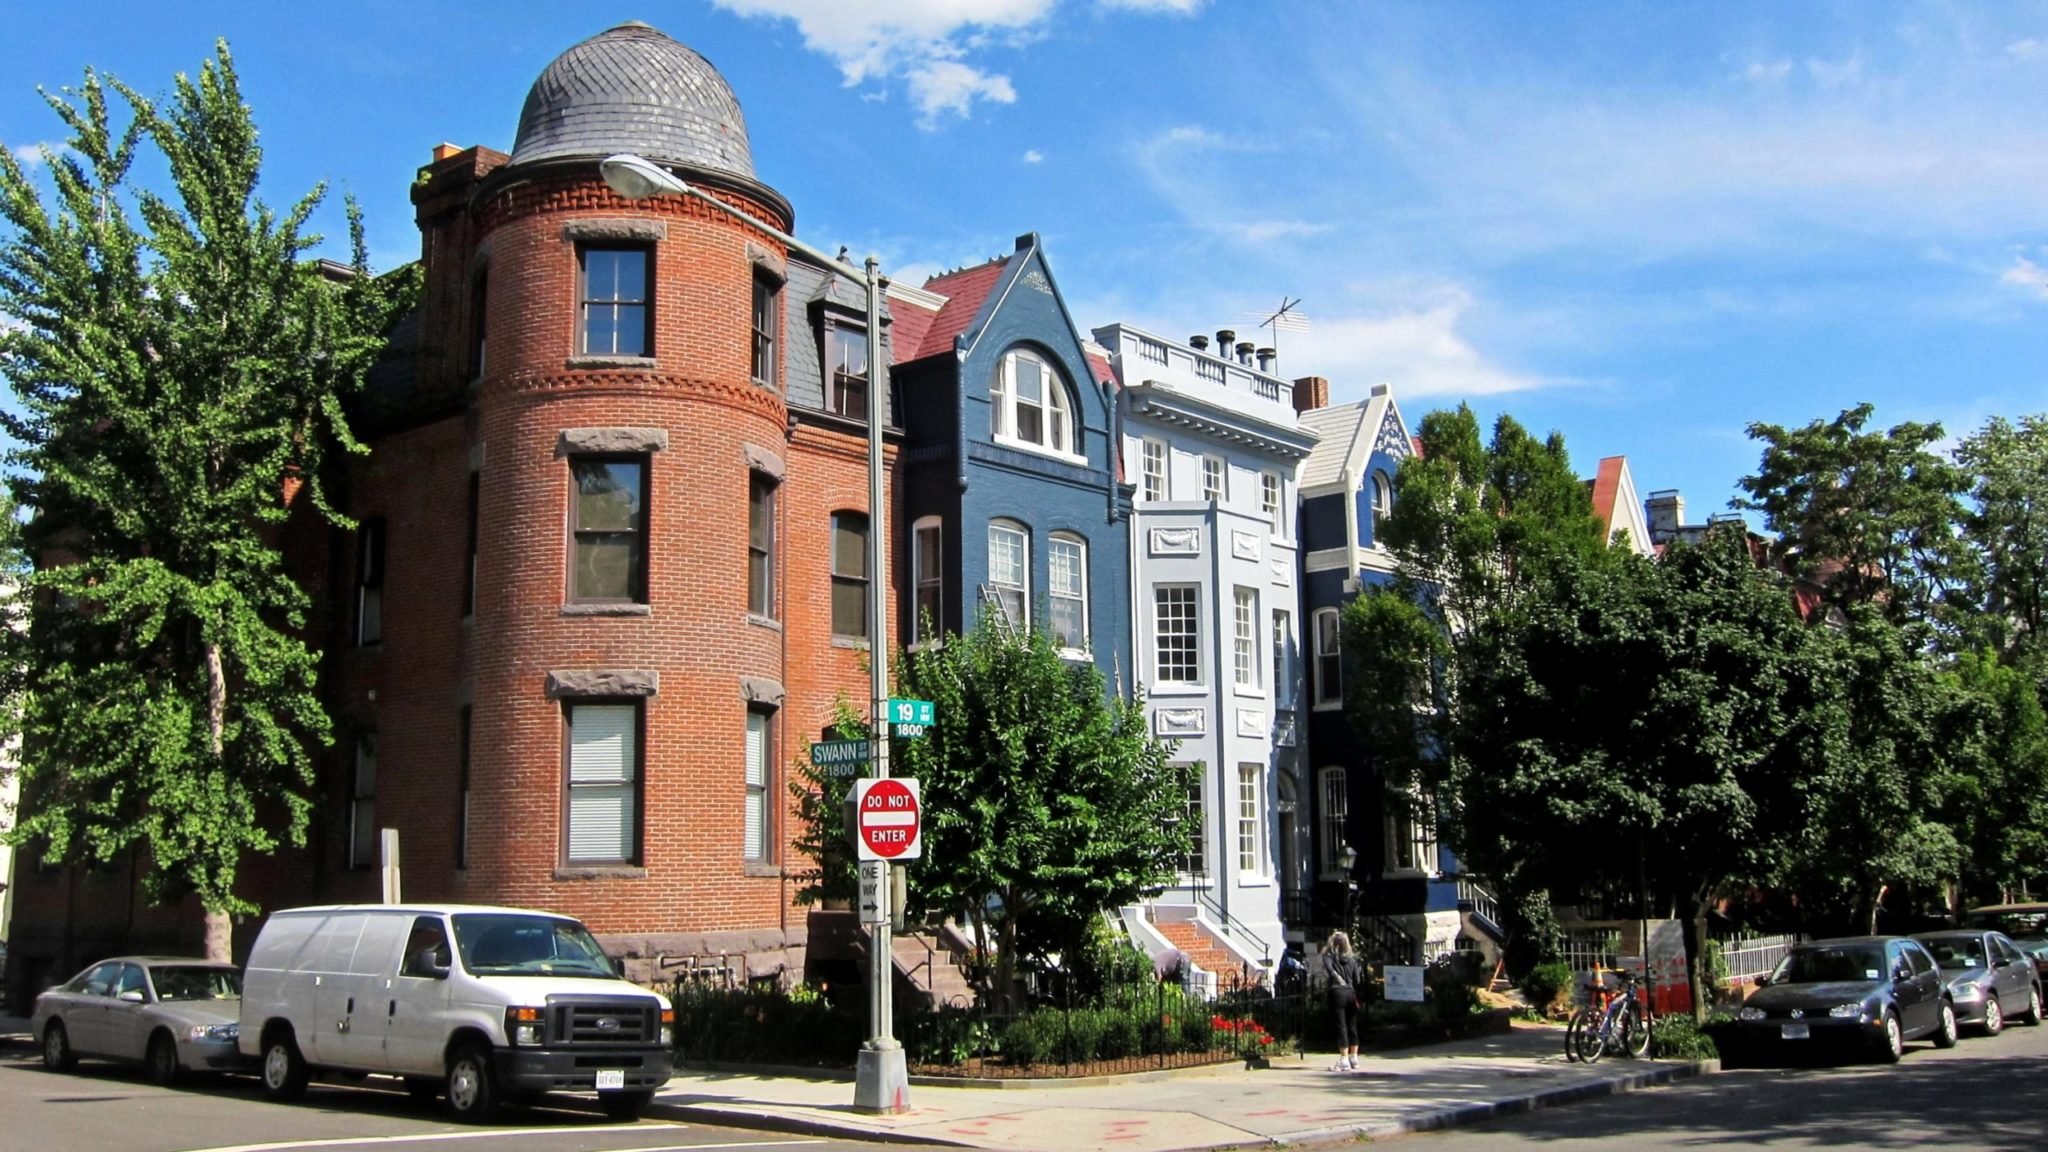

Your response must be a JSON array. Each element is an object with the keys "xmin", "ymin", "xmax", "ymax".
[
  {"xmin": 1738, "ymin": 1006, "xmax": 1767, "ymax": 1021},
  {"xmin": 1949, "ymin": 983, "xmax": 1984, "ymax": 1000},
  {"xmin": 1828, "ymin": 1003, "xmax": 1862, "ymax": 1019},
  {"xmin": 187, "ymin": 1023, "xmax": 238, "ymax": 1042},
  {"xmin": 506, "ymin": 1006, "xmax": 544, "ymax": 1046}
]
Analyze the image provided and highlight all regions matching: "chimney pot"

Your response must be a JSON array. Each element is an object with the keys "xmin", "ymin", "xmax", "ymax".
[
  {"xmin": 1189, "ymin": 334, "xmax": 1210, "ymax": 351},
  {"xmin": 1216, "ymin": 328, "xmax": 1236, "ymax": 350},
  {"xmin": 1236, "ymin": 341, "xmax": 1256, "ymax": 365},
  {"xmin": 1256, "ymin": 346, "xmax": 1276, "ymax": 373}
]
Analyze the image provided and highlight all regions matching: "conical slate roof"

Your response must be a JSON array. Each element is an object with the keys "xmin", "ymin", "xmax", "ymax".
[{"xmin": 509, "ymin": 21, "xmax": 754, "ymax": 179}]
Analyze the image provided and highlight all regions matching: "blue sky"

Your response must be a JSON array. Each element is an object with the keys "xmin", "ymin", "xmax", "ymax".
[{"xmin": 6, "ymin": 1, "xmax": 2048, "ymax": 517}]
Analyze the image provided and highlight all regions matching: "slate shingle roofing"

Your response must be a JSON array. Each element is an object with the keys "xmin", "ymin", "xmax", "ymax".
[{"xmin": 510, "ymin": 21, "xmax": 755, "ymax": 180}]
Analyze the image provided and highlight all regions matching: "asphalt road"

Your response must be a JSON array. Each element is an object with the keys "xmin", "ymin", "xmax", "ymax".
[
  {"xmin": 1412, "ymin": 1012, "xmax": 2048, "ymax": 1151},
  {"xmin": 0, "ymin": 1050, "xmax": 921, "ymax": 1152}
]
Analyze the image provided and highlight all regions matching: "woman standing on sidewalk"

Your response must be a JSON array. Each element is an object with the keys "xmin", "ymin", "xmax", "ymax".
[{"xmin": 1323, "ymin": 931, "xmax": 1363, "ymax": 1072}]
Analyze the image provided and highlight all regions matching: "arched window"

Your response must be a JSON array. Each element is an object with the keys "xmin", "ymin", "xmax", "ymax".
[
  {"xmin": 1318, "ymin": 767, "xmax": 1349, "ymax": 876},
  {"xmin": 990, "ymin": 348, "xmax": 1075, "ymax": 455},
  {"xmin": 1371, "ymin": 472, "xmax": 1392, "ymax": 541},
  {"xmin": 987, "ymin": 520, "xmax": 1029, "ymax": 629},
  {"xmin": 1048, "ymin": 532, "xmax": 1088, "ymax": 652}
]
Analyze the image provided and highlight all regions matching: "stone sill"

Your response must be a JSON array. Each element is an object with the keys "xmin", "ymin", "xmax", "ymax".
[
  {"xmin": 562, "ymin": 603, "xmax": 652, "ymax": 617},
  {"xmin": 744, "ymin": 863, "xmax": 783, "ymax": 878},
  {"xmin": 565, "ymin": 355, "xmax": 659, "ymax": 372},
  {"xmin": 554, "ymin": 865, "xmax": 648, "ymax": 881}
]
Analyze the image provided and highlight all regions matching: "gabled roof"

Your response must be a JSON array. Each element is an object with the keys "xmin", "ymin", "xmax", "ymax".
[
  {"xmin": 1297, "ymin": 384, "xmax": 1412, "ymax": 494},
  {"xmin": 888, "ymin": 294, "xmax": 938, "ymax": 365},
  {"xmin": 1587, "ymin": 455, "xmax": 1653, "ymax": 555},
  {"xmin": 911, "ymin": 257, "xmax": 1009, "ymax": 361}
]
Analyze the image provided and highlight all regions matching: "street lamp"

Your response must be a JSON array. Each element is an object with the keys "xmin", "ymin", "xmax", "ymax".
[
  {"xmin": 1338, "ymin": 844, "xmax": 1360, "ymax": 936},
  {"xmin": 600, "ymin": 154, "xmax": 907, "ymax": 1113}
]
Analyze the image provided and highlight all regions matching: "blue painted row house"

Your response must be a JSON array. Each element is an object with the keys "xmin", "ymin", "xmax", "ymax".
[{"xmin": 886, "ymin": 235, "xmax": 1131, "ymax": 676}]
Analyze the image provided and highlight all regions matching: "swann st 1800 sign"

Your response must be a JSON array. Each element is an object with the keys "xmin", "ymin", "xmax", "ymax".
[{"xmin": 853, "ymin": 777, "xmax": 922, "ymax": 861}]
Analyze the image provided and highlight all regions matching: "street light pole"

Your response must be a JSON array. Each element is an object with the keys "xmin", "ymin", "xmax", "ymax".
[{"xmin": 600, "ymin": 154, "xmax": 908, "ymax": 1112}]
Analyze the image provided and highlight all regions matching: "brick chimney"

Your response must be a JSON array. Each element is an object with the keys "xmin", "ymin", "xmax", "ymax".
[{"xmin": 1292, "ymin": 375, "xmax": 1330, "ymax": 413}]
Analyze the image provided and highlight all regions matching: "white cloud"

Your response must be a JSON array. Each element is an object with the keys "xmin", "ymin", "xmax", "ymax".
[
  {"xmin": 1281, "ymin": 288, "xmax": 1553, "ymax": 399},
  {"xmin": 1744, "ymin": 59, "xmax": 1793, "ymax": 82},
  {"xmin": 714, "ymin": 0, "xmax": 1204, "ymax": 126},
  {"xmin": 8, "ymin": 141, "xmax": 68, "ymax": 168},
  {"xmin": 2007, "ymin": 38, "xmax": 2044, "ymax": 61},
  {"xmin": 2001, "ymin": 252, "xmax": 2048, "ymax": 300},
  {"xmin": 1021, "ymin": 148, "xmax": 1044, "ymax": 164},
  {"xmin": 1232, "ymin": 219, "xmax": 1330, "ymax": 244}
]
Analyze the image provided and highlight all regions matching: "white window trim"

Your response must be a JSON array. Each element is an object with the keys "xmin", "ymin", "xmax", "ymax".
[
  {"xmin": 1261, "ymin": 471, "xmax": 1283, "ymax": 536},
  {"xmin": 1202, "ymin": 455, "xmax": 1226, "ymax": 504},
  {"xmin": 1152, "ymin": 583, "xmax": 1202, "ymax": 687},
  {"xmin": 1272, "ymin": 607, "xmax": 1294, "ymax": 710},
  {"xmin": 1232, "ymin": 586, "xmax": 1260, "ymax": 695},
  {"xmin": 988, "ymin": 519, "xmax": 1030, "ymax": 631},
  {"xmin": 1141, "ymin": 438, "xmax": 1168, "ymax": 503},
  {"xmin": 1318, "ymin": 766, "xmax": 1349, "ymax": 879},
  {"xmin": 1176, "ymin": 762, "xmax": 1206, "ymax": 882},
  {"xmin": 744, "ymin": 708, "xmax": 772, "ymax": 862},
  {"xmin": 991, "ymin": 348, "xmax": 1087, "ymax": 465},
  {"xmin": 1312, "ymin": 606, "xmax": 1342, "ymax": 711},
  {"xmin": 911, "ymin": 515, "xmax": 944, "ymax": 648},
  {"xmin": 1048, "ymin": 531, "xmax": 1090, "ymax": 657},
  {"xmin": 1236, "ymin": 762, "xmax": 1269, "ymax": 883},
  {"xmin": 1371, "ymin": 472, "xmax": 1392, "ymax": 548},
  {"xmin": 1385, "ymin": 791, "xmax": 1439, "ymax": 879}
]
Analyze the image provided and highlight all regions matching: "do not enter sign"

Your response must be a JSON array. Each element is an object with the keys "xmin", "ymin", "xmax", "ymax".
[{"xmin": 854, "ymin": 777, "xmax": 922, "ymax": 861}]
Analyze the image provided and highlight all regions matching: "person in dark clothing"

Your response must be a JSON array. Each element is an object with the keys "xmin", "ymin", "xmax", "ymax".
[{"xmin": 1323, "ymin": 930, "xmax": 1363, "ymax": 1071}]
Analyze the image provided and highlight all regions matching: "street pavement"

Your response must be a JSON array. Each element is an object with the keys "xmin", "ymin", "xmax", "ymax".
[{"xmin": 1414, "ymin": 1014, "xmax": 2048, "ymax": 1151}]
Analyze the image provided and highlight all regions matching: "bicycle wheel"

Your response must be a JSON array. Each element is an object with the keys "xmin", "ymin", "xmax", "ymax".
[
  {"xmin": 1581, "ymin": 1007, "xmax": 1613, "ymax": 1063},
  {"xmin": 1619, "ymin": 1001, "xmax": 1650, "ymax": 1059},
  {"xmin": 1564, "ymin": 1007, "xmax": 1588, "ymax": 1062}
]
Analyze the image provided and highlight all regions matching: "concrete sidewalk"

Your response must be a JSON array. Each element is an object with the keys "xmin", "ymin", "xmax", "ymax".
[
  {"xmin": 0, "ymin": 1015, "xmax": 29, "ymax": 1051},
  {"xmin": 646, "ymin": 1023, "xmax": 1717, "ymax": 1150}
]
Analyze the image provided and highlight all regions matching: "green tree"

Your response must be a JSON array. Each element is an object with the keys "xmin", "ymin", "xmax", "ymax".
[
  {"xmin": 1939, "ymin": 652, "xmax": 2048, "ymax": 907},
  {"xmin": 808, "ymin": 617, "xmax": 1190, "ymax": 1007},
  {"xmin": 1953, "ymin": 415, "xmax": 2048, "ymax": 659},
  {"xmin": 0, "ymin": 47, "xmax": 409, "ymax": 959},
  {"xmin": 1735, "ymin": 404, "xmax": 1969, "ymax": 626}
]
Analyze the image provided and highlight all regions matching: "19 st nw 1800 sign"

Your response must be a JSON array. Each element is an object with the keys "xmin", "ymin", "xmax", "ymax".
[{"xmin": 854, "ymin": 777, "xmax": 922, "ymax": 861}]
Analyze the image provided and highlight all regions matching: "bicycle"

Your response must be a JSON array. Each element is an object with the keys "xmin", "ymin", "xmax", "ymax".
[{"xmin": 1572, "ymin": 968, "xmax": 1650, "ymax": 1063}]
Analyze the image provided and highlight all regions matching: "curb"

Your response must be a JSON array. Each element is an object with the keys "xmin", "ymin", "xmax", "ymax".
[
  {"xmin": 643, "ymin": 1100, "xmax": 976, "ymax": 1148},
  {"xmin": 1277, "ymin": 1057, "xmax": 1722, "ymax": 1145}
]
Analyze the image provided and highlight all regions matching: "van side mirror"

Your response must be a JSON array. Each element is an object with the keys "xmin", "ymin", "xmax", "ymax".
[{"xmin": 408, "ymin": 947, "xmax": 451, "ymax": 980}]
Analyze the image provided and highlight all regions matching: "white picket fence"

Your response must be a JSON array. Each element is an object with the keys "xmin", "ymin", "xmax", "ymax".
[{"xmin": 1717, "ymin": 932, "xmax": 1799, "ymax": 983}]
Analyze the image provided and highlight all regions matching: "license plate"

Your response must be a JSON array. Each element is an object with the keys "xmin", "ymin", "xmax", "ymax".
[
  {"xmin": 1781, "ymin": 1023, "xmax": 1810, "ymax": 1040},
  {"xmin": 595, "ymin": 1069, "xmax": 625, "ymax": 1090}
]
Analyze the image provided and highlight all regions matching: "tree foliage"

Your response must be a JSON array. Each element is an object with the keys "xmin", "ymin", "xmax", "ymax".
[
  {"xmin": 0, "ymin": 45, "xmax": 410, "ymax": 940},
  {"xmin": 792, "ymin": 616, "xmax": 1190, "ymax": 1004},
  {"xmin": 1953, "ymin": 415, "xmax": 2048, "ymax": 659}
]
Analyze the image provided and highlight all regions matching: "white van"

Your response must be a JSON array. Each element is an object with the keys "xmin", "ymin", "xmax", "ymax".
[{"xmin": 239, "ymin": 903, "xmax": 672, "ymax": 1122}]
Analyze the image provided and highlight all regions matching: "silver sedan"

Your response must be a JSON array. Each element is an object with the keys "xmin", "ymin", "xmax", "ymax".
[{"xmin": 32, "ymin": 957, "xmax": 243, "ymax": 1083}]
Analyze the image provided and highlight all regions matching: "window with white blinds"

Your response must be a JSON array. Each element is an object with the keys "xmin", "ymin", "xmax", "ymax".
[
  {"xmin": 567, "ymin": 703, "xmax": 640, "ymax": 863},
  {"xmin": 745, "ymin": 709, "xmax": 770, "ymax": 861}
]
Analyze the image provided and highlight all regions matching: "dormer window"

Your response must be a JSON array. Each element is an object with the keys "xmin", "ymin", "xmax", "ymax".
[
  {"xmin": 1372, "ymin": 472, "xmax": 1393, "ymax": 540},
  {"xmin": 990, "ymin": 348, "xmax": 1074, "ymax": 456},
  {"xmin": 827, "ymin": 325, "xmax": 869, "ymax": 421}
]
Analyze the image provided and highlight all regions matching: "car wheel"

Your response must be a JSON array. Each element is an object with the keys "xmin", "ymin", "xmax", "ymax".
[
  {"xmin": 260, "ymin": 1029, "xmax": 310, "ymax": 1101},
  {"xmin": 1877, "ymin": 1010, "xmax": 1903, "ymax": 1063},
  {"xmin": 1982, "ymin": 996, "xmax": 2004, "ymax": 1036},
  {"xmin": 1932, "ymin": 1000, "xmax": 1959, "ymax": 1049},
  {"xmin": 600, "ymin": 1088, "xmax": 655, "ymax": 1121},
  {"xmin": 2022, "ymin": 985, "xmax": 2044, "ymax": 1026},
  {"xmin": 41, "ymin": 1020, "xmax": 76, "ymax": 1072},
  {"xmin": 146, "ymin": 1031, "xmax": 182, "ymax": 1086},
  {"xmin": 445, "ymin": 1044, "xmax": 500, "ymax": 1125}
]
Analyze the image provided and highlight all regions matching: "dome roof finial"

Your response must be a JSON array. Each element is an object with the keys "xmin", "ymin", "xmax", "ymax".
[{"xmin": 510, "ymin": 22, "xmax": 754, "ymax": 180}]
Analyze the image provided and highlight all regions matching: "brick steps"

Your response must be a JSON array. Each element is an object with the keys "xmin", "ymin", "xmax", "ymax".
[
  {"xmin": 892, "ymin": 932, "xmax": 977, "ymax": 1010},
  {"xmin": 1155, "ymin": 920, "xmax": 1256, "ymax": 985}
]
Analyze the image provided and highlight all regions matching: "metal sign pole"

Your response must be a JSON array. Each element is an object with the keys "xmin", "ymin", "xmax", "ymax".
[{"xmin": 853, "ymin": 256, "xmax": 909, "ymax": 1114}]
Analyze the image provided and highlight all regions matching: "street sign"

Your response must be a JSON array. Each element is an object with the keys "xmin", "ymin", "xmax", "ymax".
[
  {"xmin": 854, "ymin": 777, "xmax": 923, "ymax": 861},
  {"xmin": 857, "ymin": 861, "xmax": 886, "ymax": 924},
  {"xmin": 887, "ymin": 698, "xmax": 935, "ymax": 727},
  {"xmin": 809, "ymin": 739, "xmax": 870, "ymax": 776}
]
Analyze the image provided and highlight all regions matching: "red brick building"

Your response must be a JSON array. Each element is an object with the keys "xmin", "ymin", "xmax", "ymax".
[{"xmin": 5, "ymin": 21, "xmax": 906, "ymax": 1001}]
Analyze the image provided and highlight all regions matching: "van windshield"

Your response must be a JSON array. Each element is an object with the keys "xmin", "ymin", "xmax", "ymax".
[{"xmin": 451, "ymin": 914, "xmax": 614, "ymax": 977}]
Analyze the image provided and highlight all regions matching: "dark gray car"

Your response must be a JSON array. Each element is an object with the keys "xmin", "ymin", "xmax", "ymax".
[
  {"xmin": 32, "ymin": 957, "xmax": 242, "ymax": 1083},
  {"xmin": 1733, "ymin": 936, "xmax": 1958, "ymax": 1062},
  {"xmin": 1913, "ymin": 929, "xmax": 2044, "ymax": 1035}
]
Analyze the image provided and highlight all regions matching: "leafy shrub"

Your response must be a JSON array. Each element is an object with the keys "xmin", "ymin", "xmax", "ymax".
[
  {"xmin": 671, "ymin": 983, "xmax": 864, "ymax": 1066},
  {"xmin": 999, "ymin": 1011, "xmax": 1065, "ymax": 1067},
  {"xmin": 1519, "ymin": 961, "xmax": 1573, "ymax": 1012},
  {"xmin": 1431, "ymin": 979, "xmax": 1483, "ymax": 1027},
  {"xmin": 1651, "ymin": 1014, "xmax": 1720, "ymax": 1061},
  {"xmin": 1098, "ymin": 1010, "xmax": 1143, "ymax": 1059},
  {"xmin": 1177, "ymin": 1012, "xmax": 1215, "ymax": 1053}
]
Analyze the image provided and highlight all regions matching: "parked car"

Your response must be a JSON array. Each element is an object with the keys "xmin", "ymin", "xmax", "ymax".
[
  {"xmin": 1733, "ymin": 936, "xmax": 1958, "ymax": 1062},
  {"xmin": 1964, "ymin": 903, "xmax": 2048, "ymax": 983},
  {"xmin": 239, "ymin": 903, "xmax": 672, "ymax": 1123},
  {"xmin": 1913, "ymin": 929, "xmax": 2044, "ymax": 1035},
  {"xmin": 32, "ymin": 957, "xmax": 242, "ymax": 1083}
]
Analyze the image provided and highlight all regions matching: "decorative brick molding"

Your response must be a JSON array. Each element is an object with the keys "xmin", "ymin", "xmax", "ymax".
[
  {"xmin": 740, "ymin": 676, "xmax": 785, "ymax": 707},
  {"xmin": 564, "ymin": 355, "xmax": 660, "ymax": 373},
  {"xmin": 560, "ymin": 218, "xmax": 669, "ymax": 243},
  {"xmin": 556, "ymin": 426, "xmax": 670, "ymax": 455},
  {"xmin": 545, "ymin": 669, "xmax": 660, "ymax": 698},
  {"xmin": 743, "ymin": 442, "xmax": 786, "ymax": 479},
  {"xmin": 746, "ymin": 241, "xmax": 787, "ymax": 284}
]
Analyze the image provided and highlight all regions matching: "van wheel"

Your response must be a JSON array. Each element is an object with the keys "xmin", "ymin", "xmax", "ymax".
[
  {"xmin": 41, "ymin": 1020, "xmax": 76, "ymax": 1072},
  {"xmin": 146, "ymin": 1032, "xmax": 183, "ymax": 1086},
  {"xmin": 261, "ymin": 1030, "xmax": 309, "ymax": 1100},
  {"xmin": 601, "ymin": 1089, "xmax": 655, "ymax": 1121},
  {"xmin": 445, "ymin": 1045, "xmax": 500, "ymax": 1125}
]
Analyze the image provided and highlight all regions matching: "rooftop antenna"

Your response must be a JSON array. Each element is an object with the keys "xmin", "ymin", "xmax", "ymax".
[{"xmin": 1244, "ymin": 297, "xmax": 1309, "ymax": 367}]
